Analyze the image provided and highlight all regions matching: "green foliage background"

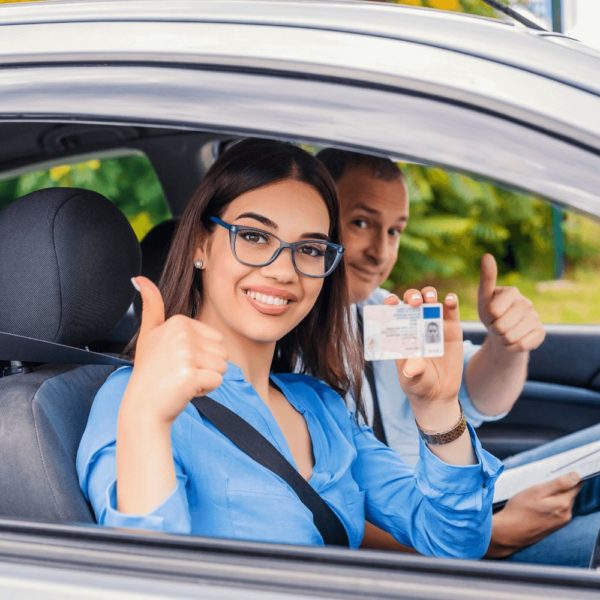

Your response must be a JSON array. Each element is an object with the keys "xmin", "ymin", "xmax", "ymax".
[
  {"xmin": 389, "ymin": 164, "xmax": 600, "ymax": 289},
  {"xmin": 391, "ymin": 0, "xmax": 496, "ymax": 17},
  {"xmin": 0, "ymin": 156, "xmax": 171, "ymax": 240}
]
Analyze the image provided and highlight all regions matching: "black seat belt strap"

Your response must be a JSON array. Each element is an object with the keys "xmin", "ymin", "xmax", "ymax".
[
  {"xmin": 0, "ymin": 330, "xmax": 130, "ymax": 366},
  {"xmin": 191, "ymin": 395, "xmax": 349, "ymax": 547},
  {"xmin": 356, "ymin": 309, "xmax": 388, "ymax": 444}
]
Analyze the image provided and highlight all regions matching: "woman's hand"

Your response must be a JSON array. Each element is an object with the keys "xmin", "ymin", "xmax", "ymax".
[
  {"xmin": 386, "ymin": 288, "xmax": 474, "ymax": 465},
  {"xmin": 124, "ymin": 276, "xmax": 228, "ymax": 425},
  {"xmin": 386, "ymin": 287, "xmax": 464, "ymax": 430},
  {"xmin": 116, "ymin": 276, "xmax": 228, "ymax": 515}
]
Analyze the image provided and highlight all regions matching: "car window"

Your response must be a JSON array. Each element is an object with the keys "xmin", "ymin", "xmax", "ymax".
[
  {"xmin": 0, "ymin": 153, "xmax": 171, "ymax": 240},
  {"xmin": 385, "ymin": 163, "xmax": 600, "ymax": 325}
]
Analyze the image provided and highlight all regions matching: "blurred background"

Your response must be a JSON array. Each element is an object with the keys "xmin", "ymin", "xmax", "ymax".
[{"xmin": 0, "ymin": 0, "xmax": 599, "ymax": 323}]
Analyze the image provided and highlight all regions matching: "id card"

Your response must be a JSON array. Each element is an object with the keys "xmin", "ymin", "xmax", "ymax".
[{"xmin": 362, "ymin": 303, "xmax": 444, "ymax": 361}]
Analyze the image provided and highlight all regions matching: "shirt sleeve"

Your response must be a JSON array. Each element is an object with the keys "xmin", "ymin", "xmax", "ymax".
[
  {"xmin": 76, "ymin": 367, "xmax": 192, "ymax": 534},
  {"xmin": 459, "ymin": 340, "xmax": 509, "ymax": 426},
  {"xmin": 351, "ymin": 417, "xmax": 503, "ymax": 559}
]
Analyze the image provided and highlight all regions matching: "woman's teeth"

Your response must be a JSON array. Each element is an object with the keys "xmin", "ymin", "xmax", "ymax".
[{"xmin": 246, "ymin": 290, "xmax": 289, "ymax": 306}]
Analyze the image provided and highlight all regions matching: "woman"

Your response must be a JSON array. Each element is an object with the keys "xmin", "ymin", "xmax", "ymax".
[{"xmin": 77, "ymin": 139, "xmax": 501, "ymax": 556}]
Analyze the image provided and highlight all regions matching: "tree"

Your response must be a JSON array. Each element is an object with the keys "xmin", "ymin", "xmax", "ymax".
[{"xmin": 392, "ymin": 0, "xmax": 496, "ymax": 17}]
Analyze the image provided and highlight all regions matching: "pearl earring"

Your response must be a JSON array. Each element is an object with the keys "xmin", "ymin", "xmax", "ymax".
[{"xmin": 194, "ymin": 259, "xmax": 204, "ymax": 270}]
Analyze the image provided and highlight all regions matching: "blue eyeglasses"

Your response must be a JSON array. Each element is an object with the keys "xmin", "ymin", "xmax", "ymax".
[{"xmin": 210, "ymin": 216, "xmax": 344, "ymax": 278}]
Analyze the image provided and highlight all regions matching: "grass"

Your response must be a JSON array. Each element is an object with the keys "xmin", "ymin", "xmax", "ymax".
[
  {"xmin": 392, "ymin": 267, "xmax": 600, "ymax": 324},
  {"xmin": 390, "ymin": 211, "xmax": 600, "ymax": 325}
]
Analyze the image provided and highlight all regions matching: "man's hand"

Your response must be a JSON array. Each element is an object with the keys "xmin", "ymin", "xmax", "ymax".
[
  {"xmin": 465, "ymin": 254, "xmax": 543, "ymax": 416},
  {"xmin": 478, "ymin": 254, "xmax": 545, "ymax": 353},
  {"xmin": 487, "ymin": 472, "xmax": 582, "ymax": 558}
]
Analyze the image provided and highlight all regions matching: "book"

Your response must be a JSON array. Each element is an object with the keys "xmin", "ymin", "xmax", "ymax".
[{"xmin": 493, "ymin": 439, "xmax": 600, "ymax": 506}]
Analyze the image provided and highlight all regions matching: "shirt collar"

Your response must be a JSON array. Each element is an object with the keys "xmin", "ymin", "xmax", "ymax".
[{"xmin": 223, "ymin": 361, "xmax": 246, "ymax": 381}]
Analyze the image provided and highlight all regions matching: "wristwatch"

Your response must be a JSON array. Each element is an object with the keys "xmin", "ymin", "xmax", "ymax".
[{"xmin": 416, "ymin": 406, "xmax": 467, "ymax": 446}]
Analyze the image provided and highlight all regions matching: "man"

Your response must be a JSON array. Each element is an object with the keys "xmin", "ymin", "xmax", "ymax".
[{"xmin": 317, "ymin": 148, "xmax": 600, "ymax": 566}]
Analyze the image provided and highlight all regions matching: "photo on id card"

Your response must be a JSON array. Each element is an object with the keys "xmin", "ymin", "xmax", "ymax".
[{"xmin": 362, "ymin": 303, "xmax": 444, "ymax": 361}]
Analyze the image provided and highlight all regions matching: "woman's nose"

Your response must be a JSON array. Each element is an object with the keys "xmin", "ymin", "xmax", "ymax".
[{"xmin": 260, "ymin": 247, "xmax": 298, "ymax": 281}]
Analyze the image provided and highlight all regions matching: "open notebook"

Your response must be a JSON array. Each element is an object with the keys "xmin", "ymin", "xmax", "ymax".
[{"xmin": 493, "ymin": 440, "xmax": 600, "ymax": 507}]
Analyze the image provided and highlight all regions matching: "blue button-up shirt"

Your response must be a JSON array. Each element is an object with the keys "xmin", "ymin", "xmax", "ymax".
[{"xmin": 77, "ymin": 363, "xmax": 502, "ymax": 557}]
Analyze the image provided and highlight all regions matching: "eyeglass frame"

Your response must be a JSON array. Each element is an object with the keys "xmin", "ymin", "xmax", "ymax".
[{"xmin": 209, "ymin": 216, "xmax": 344, "ymax": 278}]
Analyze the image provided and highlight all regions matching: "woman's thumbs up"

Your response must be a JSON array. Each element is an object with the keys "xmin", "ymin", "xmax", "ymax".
[
  {"xmin": 123, "ymin": 277, "xmax": 228, "ymax": 425},
  {"xmin": 133, "ymin": 276, "xmax": 166, "ymax": 348}
]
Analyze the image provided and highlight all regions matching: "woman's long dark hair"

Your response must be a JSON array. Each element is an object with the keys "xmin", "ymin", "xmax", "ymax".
[{"xmin": 147, "ymin": 138, "xmax": 363, "ymax": 415}]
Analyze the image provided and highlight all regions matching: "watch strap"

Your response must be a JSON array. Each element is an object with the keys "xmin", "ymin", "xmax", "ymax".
[{"xmin": 416, "ymin": 405, "xmax": 467, "ymax": 446}]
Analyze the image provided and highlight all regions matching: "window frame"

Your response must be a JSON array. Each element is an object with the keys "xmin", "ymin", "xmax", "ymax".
[{"xmin": 1, "ymin": 47, "xmax": 600, "ymax": 593}]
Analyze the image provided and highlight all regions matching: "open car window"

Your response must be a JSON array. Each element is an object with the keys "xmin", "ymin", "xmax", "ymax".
[{"xmin": 0, "ymin": 153, "xmax": 171, "ymax": 240}]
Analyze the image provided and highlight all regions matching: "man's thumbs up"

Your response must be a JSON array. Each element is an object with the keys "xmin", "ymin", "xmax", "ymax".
[
  {"xmin": 133, "ymin": 276, "xmax": 165, "ymax": 345},
  {"xmin": 478, "ymin": 254, "xmax": 497, "ymax": 319},
  {"xmin": 476, "ymin": 254, "xmax": 545, "ymax": 352}
]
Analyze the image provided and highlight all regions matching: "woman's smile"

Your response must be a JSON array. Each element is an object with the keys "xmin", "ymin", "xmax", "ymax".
[{"xmin": 242, "ymin": 285, "xmax": 297, "ymax": 315}]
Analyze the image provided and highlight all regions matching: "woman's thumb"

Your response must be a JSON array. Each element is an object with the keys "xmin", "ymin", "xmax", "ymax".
[
  {"xmin": 400, "ymin": 357, "xmax": 426, "ymax": 379},
  {"xmin": 133, "ymin": 276, "xmax": 166, "ymax": 340}
]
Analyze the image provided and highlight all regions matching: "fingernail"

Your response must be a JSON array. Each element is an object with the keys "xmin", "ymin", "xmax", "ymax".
[
  {"xmin": 446, "ymin": 293, "xmax": 456, "ymax": 302},
  {"xmin": 425, "ymin": 291, "xmax": 435, "ymax": 299},
  {"xmin": 402, "ymin": 369, "xmax": 415, "ymax": 379},
  {"xmin": 569, "ymin": 471, "xmax": 581, "ymax": 484},
  {"xmin": 131, "ymin": 277, "xmax": 140, "ymax": 292},
  {"xmin": 410, "ymin": 293, "xmax": 421, "ymax": 302}
]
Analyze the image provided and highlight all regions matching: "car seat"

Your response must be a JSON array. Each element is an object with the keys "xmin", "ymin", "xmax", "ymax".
[
  {"xmin": 91, "ymin": 218, "xmax": 178, "ymax": 353},
  {"xmin": 140, "ymin": 217, "xmax": 178, "ymax": 285},
  {"xmin": 0, "ymin": 188, "xmax": 140, "ymax": 523}
]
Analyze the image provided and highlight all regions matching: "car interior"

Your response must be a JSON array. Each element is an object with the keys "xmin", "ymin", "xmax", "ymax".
[{"xmin": 1, "ymin": 120, "xmax": 600, "ymax": 530}]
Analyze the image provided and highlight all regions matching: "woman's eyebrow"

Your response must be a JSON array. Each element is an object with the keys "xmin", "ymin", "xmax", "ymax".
[
  {"xmin": 235, "ymin": 212, "xmax": 329, "ymax": 240},
  {"xmin": 302, "ymin": 232, "xmax": 329, "ymax": 241},
  {"xmin": 235, "ymin": 212, "xmax": 278, "ymax": 229}
]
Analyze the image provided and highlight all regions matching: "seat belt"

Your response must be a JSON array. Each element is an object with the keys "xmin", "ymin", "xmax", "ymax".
[
  {"xmin": 0, "ymin": 330, "xmax": 130, "ymax": 366},
  {"xmin": 191, "ymin": 395, "xmax": 350, "ymax": 547},
  {"xmin": 0, "ymin": 330, "xmax": 349, "ymax": 547},
  {"xmin": 355, "ymin": 309, "xmax": 388, "ymax": 444}
]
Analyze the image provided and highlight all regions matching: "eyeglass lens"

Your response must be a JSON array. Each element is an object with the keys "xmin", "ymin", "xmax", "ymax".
[{"xmin": 234, "ymin": 228, "xmax": 337, "ymax": 277}]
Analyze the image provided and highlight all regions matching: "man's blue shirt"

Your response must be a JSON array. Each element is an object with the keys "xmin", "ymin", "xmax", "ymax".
[{"xmin": 77, "ymin": 362, "xmax": 502, "ymax": 557}]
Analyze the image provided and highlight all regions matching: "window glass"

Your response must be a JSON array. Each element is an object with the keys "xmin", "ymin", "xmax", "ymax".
[
  {"xmin": 0, "ymin": 153, "xmax": 171, "ymax": 240},
  {"xmin": 386, "ymin": 163, "xmax": 600, "ymax": 324}
]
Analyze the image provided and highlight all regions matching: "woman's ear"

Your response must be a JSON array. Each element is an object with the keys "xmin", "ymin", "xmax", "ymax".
[
  {"xmin": 193, "ymin": 230, "xmax": 210, "ymax": 270},
  {"xmin": 193, "ymin": 247, "xmax": 206, "ymax": 270}
]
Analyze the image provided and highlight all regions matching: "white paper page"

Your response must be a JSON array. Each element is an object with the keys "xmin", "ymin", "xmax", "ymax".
[{"xmin": 493, "ymin": 440, "xmax": 600, "ymax": 505}]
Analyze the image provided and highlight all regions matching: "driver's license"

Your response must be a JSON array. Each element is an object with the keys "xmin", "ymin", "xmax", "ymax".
[{"xmin": 362, "ymin": 303, "xmax": 444, "ymax": 361}]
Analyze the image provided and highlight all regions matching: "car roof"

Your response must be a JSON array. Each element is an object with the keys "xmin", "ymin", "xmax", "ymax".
[
  {"xmin": 1, "ymin": 0, "xmax": 599, "ymax": 215},
  {"xmin": 1, "ymin": 0, "xmax": 598, "ymax": 94},
  {"xmin": 1, "ymin": 0, "xmax": 598, "ymax": 148}
]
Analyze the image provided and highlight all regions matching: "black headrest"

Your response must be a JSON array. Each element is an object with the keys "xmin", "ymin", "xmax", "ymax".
[
  {"xmin": 0, "ymin": 188, "xmax": 141, "ymax": 347},
  {"xmin": 140, "ymin": 218, "xmax": 179, "ymax": 284}
]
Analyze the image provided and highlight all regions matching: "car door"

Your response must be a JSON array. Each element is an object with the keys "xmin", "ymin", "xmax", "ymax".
[
  {"xmin": 471, "ymin": 321, "xmax": 600, "ymax": 459},
  {"xmin": 2, "ymin": 1, "xmax": 600, "ymax": 593}
]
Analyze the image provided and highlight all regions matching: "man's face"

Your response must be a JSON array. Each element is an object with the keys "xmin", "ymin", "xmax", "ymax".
[{"xmin": 337, "ymin": 166, "xmax": 409, "ymax": 304}]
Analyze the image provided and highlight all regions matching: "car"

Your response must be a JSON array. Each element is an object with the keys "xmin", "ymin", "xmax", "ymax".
[{"xmin": 1, "ymin": 0, "xmax": 600, "ymax": 597}]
